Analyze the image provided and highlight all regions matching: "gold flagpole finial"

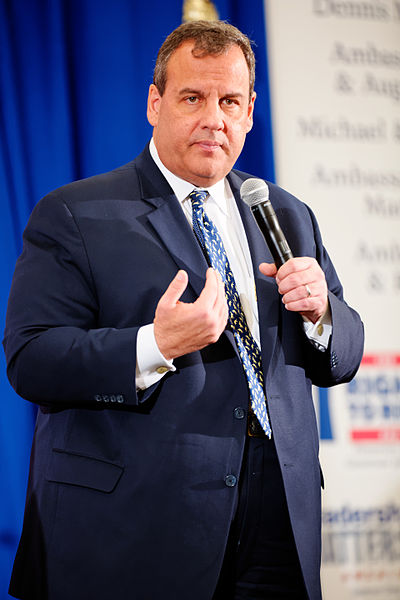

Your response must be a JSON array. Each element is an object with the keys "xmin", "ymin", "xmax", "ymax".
[{"xmin": 182, "ymin": 0, "xmax": 219, "ymax": 23}]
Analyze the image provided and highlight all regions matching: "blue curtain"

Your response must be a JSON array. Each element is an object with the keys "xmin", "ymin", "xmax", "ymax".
[{"xmin": 0, "ymin": 0, "xmax": 275, "ymax": 595}]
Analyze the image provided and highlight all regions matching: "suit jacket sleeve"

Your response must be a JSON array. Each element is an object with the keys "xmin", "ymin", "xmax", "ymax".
[
  {"xmin": 3, "ymin": 191, "xmax": 142, "ymax": 408},
  {"xmin": 300, "ymin": 203, "xmax": 364, "ymax": 388}
]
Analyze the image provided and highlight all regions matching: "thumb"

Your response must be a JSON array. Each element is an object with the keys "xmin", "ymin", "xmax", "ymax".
[
  {"xmin": 160, "ymin": 270, "xmax": 189, "ymax": 307},
  {"xmin": 259, "ymin": 262, "xmax": 277, "ymax": 278}
]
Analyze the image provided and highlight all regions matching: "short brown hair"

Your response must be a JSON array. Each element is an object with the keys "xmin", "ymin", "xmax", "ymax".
[{"xmin": 153, "ymin": 20, "xmax": 255, "ymax": 100}]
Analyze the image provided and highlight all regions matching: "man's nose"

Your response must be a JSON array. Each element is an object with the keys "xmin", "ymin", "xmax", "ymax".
[{"xmin": 200, "ymin": 100, "xmax": 224, "ymax": 130}]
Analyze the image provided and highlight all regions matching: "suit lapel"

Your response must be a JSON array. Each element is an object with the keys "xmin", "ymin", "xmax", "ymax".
[
  {"xmin": 147, "ymin": 197, "xmax": 209, "ymax": 299},
  {"xmin": 135, "ymin": 146, "xmax": 208, "ymax": 299}
]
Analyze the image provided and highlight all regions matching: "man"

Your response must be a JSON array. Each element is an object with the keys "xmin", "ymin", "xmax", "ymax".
[{"xmin": 4, "ymin": 20, "xmax": 363, "ymax": 600}]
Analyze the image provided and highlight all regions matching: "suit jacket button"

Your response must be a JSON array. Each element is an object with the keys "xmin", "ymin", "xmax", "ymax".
[
  {"xmin": 224, "ymin": 474, "xmax": 237, "ymax": 488},
  {"xmin": 233, "ymin": 407, "xmax": 245, "ymax": 420}
]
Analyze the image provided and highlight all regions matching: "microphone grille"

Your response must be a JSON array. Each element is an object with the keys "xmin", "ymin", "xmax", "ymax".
[{"xmin": 240, "ymin": 178, "xmax": 269, "ymax": 207}]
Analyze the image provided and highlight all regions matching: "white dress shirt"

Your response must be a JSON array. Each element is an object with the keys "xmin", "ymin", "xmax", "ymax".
[{"xmin": 136, "ymin": 139, "xmax": 331, "ymax": 390}]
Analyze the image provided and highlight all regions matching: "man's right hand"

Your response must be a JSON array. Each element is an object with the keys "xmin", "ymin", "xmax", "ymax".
[{"xmin": 154, "ymin": 268, "xmax": 228, "ymax": 360}]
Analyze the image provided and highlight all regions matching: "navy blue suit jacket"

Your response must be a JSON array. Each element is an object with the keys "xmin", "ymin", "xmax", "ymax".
[{"xmin": 4, "ymin": 145, "xmax": 364, "ymax": 600}]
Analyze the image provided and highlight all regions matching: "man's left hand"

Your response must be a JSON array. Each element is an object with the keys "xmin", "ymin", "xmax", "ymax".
[{"xmin": 260, "ymin": 257, "xmax": 328, "ymax": 324}]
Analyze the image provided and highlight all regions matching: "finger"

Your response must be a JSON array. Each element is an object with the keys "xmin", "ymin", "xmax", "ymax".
[
  {"xmin": 282, "ymin": 277, "xmax": 328, "ymax": 319},
  {"xmin": 283, "ymin": 295, "xmax": 328, "ymax": 323},
  {"xmin": 282, "ymin": 281, "xmax": 320, "ymax": 305},
  {"xmin": 197, "ymin": 269, "xmax": 228, "ymax": 331},
  {"xmin": 275, "ymin": 257, "xmax": 312, "ymax": 285},
  {"xmin": 214, "ymin": 270, "xmax": 227, "ymax": 308},
  {"xmin": 277, "ymin": 260, "xmax": 322, "ymax": 293},
  {"xmin": 214, "ymin": 271, "xmax": 229, "ymax": 323},
  {"xmin": 197, "ymin": 268, "xmax": 220, "ymax": 308},
  {"xmin": 159, "ymin": 270, "xmax": 189, "ymax": 307},
  {"xmin": 259, "ymin": 262, "xmax": 277, "ymax": 278}
]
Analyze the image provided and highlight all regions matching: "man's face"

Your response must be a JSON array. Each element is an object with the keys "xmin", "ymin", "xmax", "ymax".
[{"xmin": 147, "ymin": 41, "xmax": 256, "ymax": 187}]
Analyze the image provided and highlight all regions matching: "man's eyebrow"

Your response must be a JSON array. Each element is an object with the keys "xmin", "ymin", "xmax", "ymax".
[
  {"xmin": 221, "ymin": 91, "xmax": 245, "ymax": 98},
  {"xmin": 178, "ymin": 88, "xmax": 203, "ymax": 96},
  {"xmin": 178, "ymin": 88, "xmax": 245, "ymax": 98}
]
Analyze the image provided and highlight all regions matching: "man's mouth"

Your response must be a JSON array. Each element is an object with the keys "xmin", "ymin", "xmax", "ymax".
[{"xmin": 193, "ymin": 140, "xmax": 222, "ymax": 152}]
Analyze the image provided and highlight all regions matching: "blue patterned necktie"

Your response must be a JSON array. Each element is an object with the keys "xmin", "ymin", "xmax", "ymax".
[{"xmin": 189, "ymin": 189, "xmax": 271, "ymax": 438}]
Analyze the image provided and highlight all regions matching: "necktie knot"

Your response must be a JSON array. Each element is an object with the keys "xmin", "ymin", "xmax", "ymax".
[{"xmin": 189, "ymin": 189, "xmax": 208, "ymax": 210}]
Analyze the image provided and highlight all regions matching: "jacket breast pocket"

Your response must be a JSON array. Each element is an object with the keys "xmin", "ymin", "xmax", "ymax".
[{"xmin": 47, "ymin": 448, "xmax": 124, "ymax": 493}]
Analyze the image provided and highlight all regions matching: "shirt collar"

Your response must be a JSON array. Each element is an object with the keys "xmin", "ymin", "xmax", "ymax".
[{"xmin": 149, "ymin": 138, "xmax": 229, "ymax": 215}]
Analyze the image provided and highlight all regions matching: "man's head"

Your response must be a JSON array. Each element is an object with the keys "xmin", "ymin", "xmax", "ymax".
[{"xmin": 147, "ymin": 21, "xmax": 256, "ymax": 187}]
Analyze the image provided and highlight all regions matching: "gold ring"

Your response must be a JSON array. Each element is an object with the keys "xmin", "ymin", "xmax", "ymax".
[{"xmin": 305, "ymin": 284, "xmax": 311, "ymax": 298}]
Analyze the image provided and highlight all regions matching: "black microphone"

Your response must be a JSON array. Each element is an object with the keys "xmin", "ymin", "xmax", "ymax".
[{"xmin": 240, "ymin": 178, "xmax": 293, "ymax": 269}]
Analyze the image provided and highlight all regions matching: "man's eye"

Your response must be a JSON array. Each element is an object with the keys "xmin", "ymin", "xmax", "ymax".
[
  {"xmin": 186, "ymin": 96, "xmax": 199, "ymax": 104},
  {"xmin": 222, "ymin": 98, "xmax": 238, "ymax": 106}
]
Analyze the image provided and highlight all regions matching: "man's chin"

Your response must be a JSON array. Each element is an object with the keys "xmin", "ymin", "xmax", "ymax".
[
  {"xmin": 187, "ymin": 171, "xmax": 224, "ymax": 187},
  {"xmin": 185, "ymin": 159, "xmax": 231, "ymax": 187}
]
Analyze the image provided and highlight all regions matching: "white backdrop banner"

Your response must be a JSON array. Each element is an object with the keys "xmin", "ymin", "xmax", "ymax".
[{"xmin": 264, "ymin": 1, "xmax": 400, "ymax": 598}]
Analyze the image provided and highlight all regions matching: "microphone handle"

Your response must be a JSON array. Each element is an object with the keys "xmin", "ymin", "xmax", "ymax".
[{"xmin": 251, "ymin": 201, "xmax": 293, "ymax": 269}]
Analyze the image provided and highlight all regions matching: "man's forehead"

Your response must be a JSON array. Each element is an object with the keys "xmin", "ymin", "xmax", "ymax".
[
  {"xmin": 165, "ymin": 42, "xmax": 249, "ymax": 85},
  {"xmin": 167, "ymin": 40, "xmax": 247, "ymax": 70}
]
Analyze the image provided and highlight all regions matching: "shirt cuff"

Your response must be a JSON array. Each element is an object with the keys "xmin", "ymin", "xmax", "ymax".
[
  {"xmin": 302, "ymin": 306, "xmax": 332, "ymax": 352},
  {"xmin": 136, "ymin": 323, "xmax": 176, "ymax": 390}
]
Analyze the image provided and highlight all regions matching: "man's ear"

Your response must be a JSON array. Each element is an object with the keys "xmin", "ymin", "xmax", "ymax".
[
  {"xmin": 246, "ymin": 91, "xmax": 256, "ymax": 133},
  {"xmin": 147, "ymin": 84, "xmax": 162, "ymax": 126}
]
